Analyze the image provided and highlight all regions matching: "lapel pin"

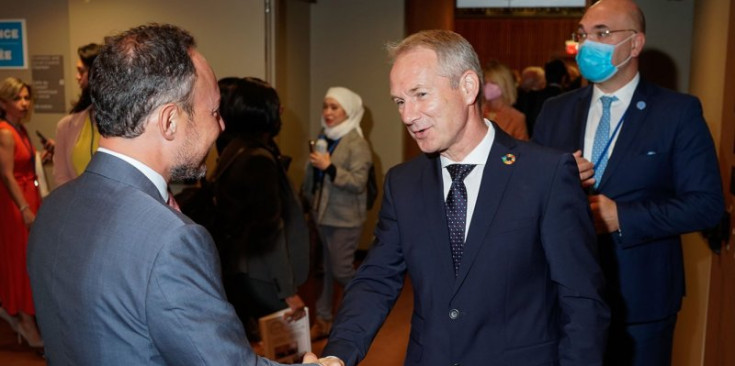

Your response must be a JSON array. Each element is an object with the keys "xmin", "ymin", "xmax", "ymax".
[
  {"xmin": 501, "ymin": 153, "xmax": 516, "ymax": 165},
  {"xmin": 636, "ymin": 101, "xmax": 646, "ymax": 110}
]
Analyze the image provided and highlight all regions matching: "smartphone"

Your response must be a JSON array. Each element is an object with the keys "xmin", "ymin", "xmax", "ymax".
[
  {"xmin": 308, "ymin": 140, "xmax": 316, "ymax": 152},
  {"xmin": 36, "ymin": 130, "xmax": 48, "ymax": 145}
]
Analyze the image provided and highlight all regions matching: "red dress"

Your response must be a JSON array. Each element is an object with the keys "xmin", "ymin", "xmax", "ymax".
[{"xmin": 0, "ymin": 121, "xmax": 40, "ymax": 316}]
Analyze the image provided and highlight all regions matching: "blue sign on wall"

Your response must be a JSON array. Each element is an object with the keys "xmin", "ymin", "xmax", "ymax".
[{"xmin": 0, "ymin": 19, "xmax": 28, "ymax": 69}]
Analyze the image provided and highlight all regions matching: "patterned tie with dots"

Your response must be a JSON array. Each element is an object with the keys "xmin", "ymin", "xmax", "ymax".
[
  {"xmin": 445, "ymin": 164, "xmax": 476, "ymax": 276},
  {"xmin": 591, "ymin": 95, "xmax": 618, "ymax": 190}
]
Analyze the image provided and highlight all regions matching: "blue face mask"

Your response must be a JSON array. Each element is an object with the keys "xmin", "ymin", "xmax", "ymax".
[{"xmin": 576, "ymin": 34, "xmax": 634, "ymax": 83}]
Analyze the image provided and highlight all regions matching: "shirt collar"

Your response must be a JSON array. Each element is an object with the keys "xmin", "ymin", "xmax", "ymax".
[
  {"xmin": 441, "ymin": 119, "xmax": 495, "ymax": 168},
  {"xmin": 97, "ymin": 147, "xmax": 169, "ymax": 201},
  {"xmin": 592, "ymin": 72, "xmax": 640, "ymax": 105}
]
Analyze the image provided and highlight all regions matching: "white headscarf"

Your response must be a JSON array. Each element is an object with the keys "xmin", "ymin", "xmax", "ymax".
[{"xmin": 321, "ymin": 86, "xmax": 364, "ymax": 140}]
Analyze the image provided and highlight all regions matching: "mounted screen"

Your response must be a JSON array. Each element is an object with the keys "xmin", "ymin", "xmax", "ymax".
[{"xmin": 457, "ymin": 0, "xmax": 586, "ymax": 7}]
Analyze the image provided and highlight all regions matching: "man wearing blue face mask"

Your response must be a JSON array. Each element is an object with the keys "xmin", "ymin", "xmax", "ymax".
[{"xmin": 533, "ymin": 0, "xmax": 724, "ymax": 365}]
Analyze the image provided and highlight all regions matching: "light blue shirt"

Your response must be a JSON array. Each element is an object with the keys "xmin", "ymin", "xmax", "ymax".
[{"xmin": 584, "ymin": 73, "xmax": 640, "ymax": 160}]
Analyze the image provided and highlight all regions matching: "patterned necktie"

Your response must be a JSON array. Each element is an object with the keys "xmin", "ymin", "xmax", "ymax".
[
  {"xmin": 591, "ymin": 95, "xmax": 617, "ymax": 189},
  {"xmin": 445, "ymin": 164, "xmax": 476, "ymax": 276}
]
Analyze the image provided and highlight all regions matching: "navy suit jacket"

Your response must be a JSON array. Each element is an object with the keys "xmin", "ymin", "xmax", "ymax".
[
  {"xmin": 323, "ymin": 126, "xmax": 610, "ymax": 366},
  {"xmin": 533, "ymin": 79, "xmax": 724, "ymax": 323},
  {"xmin": 28, "ymin": 152, "xmax": 307, "ymax": 366}
]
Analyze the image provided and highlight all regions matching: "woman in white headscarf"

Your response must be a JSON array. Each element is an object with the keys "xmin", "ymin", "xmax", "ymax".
[{"xmin": 302, "ymin": 86, "xmax": 372, "ymax": 339}]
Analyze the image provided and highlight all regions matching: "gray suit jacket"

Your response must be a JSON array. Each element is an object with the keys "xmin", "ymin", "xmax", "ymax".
[{"xmin": 28, "ymin": 152, "xmax": 308, "ymax": 366}]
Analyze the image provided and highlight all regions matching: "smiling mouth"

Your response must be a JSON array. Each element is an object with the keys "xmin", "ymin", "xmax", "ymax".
[{"xmin": 411, "ymin": 126, "xmax": 429, "ymax": 138}]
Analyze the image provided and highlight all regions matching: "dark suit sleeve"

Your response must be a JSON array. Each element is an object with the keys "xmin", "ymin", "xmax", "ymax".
[
  {"xmin": 615, "ymin": 99, "xmax": 723, "ymax": 248},
  {"xmin": 146, "ymin": 224, "xmax": 296, "ymax": 366},
  {"xmin": 541, "ymin": 154, "xmax": 610, "ymax": 365},
  {"xmin": 322, "ymin": 169, "xmax": 407, "ymax": 366}
]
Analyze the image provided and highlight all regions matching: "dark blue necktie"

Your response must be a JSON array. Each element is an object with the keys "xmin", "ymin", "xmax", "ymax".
[
  {"xmin": 445, "ymin": 164, "xmax": 476, "ymax": 276},
  {"xmin": 591, "ymin": 95, "xmax": 617, "ymax": 189}
]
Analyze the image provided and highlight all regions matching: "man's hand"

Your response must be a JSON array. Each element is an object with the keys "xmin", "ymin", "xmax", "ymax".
[
  {"xmin": 283, "ymin": 294, "xmax": 306, "ymax": 322},
  {"xmin": 302, "ymin": 353, "xmax": 345, "ymax": 366},
  {"xmin": 573, "ymin": 150, "xmax": 595, "ymax": 188},
  {"xmin": 589, "ymin": 194, "xmax": 619, "ymax": 234}
]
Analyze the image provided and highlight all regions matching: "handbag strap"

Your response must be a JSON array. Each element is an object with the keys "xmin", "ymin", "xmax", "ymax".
[{"xmin": 209, "ymin": 146, "xmax": 247, "ymax": 184}]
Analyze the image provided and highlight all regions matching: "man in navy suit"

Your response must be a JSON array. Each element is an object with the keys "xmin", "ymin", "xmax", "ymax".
[
  {"xmin": 533, "ymin": 1, "xmax": 724, "ymax": 365},
  {"xmin": 27, "ymin": 24, "xmax": 335, "ymax": 366},
  {"xmin": 321, "ymin": 30, "xmax": 609, "ymax": 366}
]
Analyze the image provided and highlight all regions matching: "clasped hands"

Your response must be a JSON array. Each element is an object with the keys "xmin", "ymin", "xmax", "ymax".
[
  {"xmin": 302, "ymin": 354, "xmax": 345, "ymax": 366},
  {"xmin": 573, "ymin": 150, "xmax": 619, "ymax": 234}
]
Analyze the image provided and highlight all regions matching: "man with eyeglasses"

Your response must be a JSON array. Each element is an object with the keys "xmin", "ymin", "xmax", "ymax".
[{"xmin": 533, "ymin": 1, "xmax": 723, "ymax": 365}]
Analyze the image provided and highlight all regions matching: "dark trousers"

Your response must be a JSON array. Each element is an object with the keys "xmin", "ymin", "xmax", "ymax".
[{"xmin": 604, "ymin": 314, "xmax": 677, "ymax": 366}]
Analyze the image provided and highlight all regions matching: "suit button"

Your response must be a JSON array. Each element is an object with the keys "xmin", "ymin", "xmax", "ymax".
[
  {"xmin": 449, "ymin": 309, "xmax": 460, "ymax": 319},
  {"xmin": 451, "ymin": 363, "xmax": 461, "ymax": 366}
]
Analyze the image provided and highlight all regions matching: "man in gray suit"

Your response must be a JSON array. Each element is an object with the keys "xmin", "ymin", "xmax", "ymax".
[{"xmin": 27, "ymin": 24, "xmax": 338, "ymax": 366}]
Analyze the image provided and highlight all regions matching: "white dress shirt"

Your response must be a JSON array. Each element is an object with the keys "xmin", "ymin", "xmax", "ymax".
[{"xmin": 440, "ymin": 119, "xmax": 495, "ymax": 240}]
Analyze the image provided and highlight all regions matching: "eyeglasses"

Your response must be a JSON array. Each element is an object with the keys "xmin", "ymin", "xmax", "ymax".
[{"xmin": 574, "ymin": 29, "xmax": 637, "ymax": 42}]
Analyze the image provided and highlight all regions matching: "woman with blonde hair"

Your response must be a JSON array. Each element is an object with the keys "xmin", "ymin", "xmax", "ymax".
[
  {"xmin": 483, "ymin": 60, "xmax": 529, "ymax": 140},
  {"xmin": 0, "ymin": 77, "xmax": 47, "ymax": 350}
]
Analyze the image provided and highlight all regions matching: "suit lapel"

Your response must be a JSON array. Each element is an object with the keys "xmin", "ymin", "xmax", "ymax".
[
  {"xmin": 575, "ymin": 86, "xmax": 594, "ymax": 150},
  {"xmin": 422, "ymin": 155, "xmax": 457, "ymax": 278},
  {"xmin": 453, "ymin": 126, "xmax": 517, "ymax": 293},
  {"xmin": 597, "ymin": 80, "xmax": 651, "ymax": 191}
]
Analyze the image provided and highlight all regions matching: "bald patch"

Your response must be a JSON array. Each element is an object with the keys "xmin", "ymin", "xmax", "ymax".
[{"xmin": 589, "ymin": 0, "xmax": 646, "ymax": 33}]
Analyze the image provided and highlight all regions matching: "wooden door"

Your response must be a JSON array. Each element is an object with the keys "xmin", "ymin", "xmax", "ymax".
[{"xmin": 704, "ymin": 2, "xmax": 735, "ymax": 364}]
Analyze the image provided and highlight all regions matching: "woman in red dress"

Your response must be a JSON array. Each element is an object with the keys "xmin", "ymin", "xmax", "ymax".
[{"xmin": 0, "ymin": 77, "xmax": 46, "ymax": 348}]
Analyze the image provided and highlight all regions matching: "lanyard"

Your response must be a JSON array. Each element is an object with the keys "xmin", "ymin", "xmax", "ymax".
[{"xmin": 592, "ymin": 112, "xmax": 627, "ymax": 170}]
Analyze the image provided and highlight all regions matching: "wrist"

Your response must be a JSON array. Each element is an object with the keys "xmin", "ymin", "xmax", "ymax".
[{"xmin": 18, "ymin": 204, "xmax": 30, "ymax": 212}]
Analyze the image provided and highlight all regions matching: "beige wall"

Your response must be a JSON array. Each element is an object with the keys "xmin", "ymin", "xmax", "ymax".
[
  {"xmin": 1, "ymin": 1, "xmax": 71, "ymax": 156},
  {"xmin": 674, "ymin": 0, "xmax": 732, "ymax": 365},
  {"xmin": 2, "ymin": 0, "xmax": 267, "ymax": 188},
  {"xmin": 275, "ymin": 0, "xmax": 313, "ymax": 191},
  {"xmin": 309, "ymin": 0, "xmax": 405, "ymax": 175},
  {"xmin": 66, "ymin": 0, "xmax": 267, "ymax": 85},
  {"xmin": 309, "ymin": 0, "xmax": 404, "ymax": 249}
]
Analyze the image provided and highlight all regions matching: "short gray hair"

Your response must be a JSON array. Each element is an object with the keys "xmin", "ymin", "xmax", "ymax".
[{"xmin": 387, "ymin": 29, "xmax": 483, "ymax": 103}]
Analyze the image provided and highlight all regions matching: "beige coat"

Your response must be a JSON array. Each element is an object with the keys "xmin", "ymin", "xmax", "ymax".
[{"xmin": 302, "ymin": 128, "xmax": 372, "ymax": 228}]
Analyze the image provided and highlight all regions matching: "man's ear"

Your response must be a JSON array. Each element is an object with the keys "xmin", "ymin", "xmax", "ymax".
[
  {"xmin": 631, "ymin": 33, "xmax": 646, "ymax": 58},
  {"xmin": 460, "ymin": 70, "xmax": 480, "ymax": 105},
  {"xmin": 158, "ymin": 103, "xmax": 180, "ymax": 141}
]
